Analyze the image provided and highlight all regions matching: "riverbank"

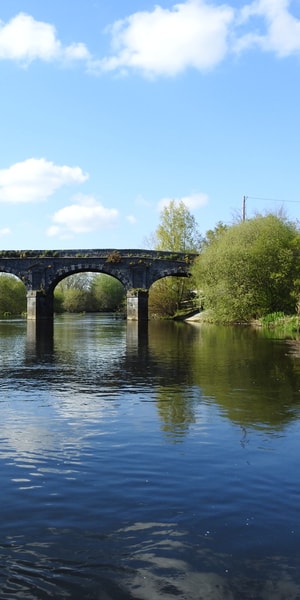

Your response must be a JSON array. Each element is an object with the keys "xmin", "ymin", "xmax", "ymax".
[{"xmin": 184, "ymin": 310, "xmax": 300, "ymax": 338}]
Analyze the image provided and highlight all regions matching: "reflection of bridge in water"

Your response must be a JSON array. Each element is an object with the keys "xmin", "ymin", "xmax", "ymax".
[{"xmin": 0, "ymin": 249, "xmax": 197, "ymax": 323}]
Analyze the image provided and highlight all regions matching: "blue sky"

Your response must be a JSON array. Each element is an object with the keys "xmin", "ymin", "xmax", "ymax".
[{"xmin": 0, "ymin": 0, "xmax": 300, "ymax": 250}]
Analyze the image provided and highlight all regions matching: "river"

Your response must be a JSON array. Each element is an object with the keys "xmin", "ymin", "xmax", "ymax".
[{"xmin": 0, "ymin": 314, "xmax": 300, "ymax": 599}]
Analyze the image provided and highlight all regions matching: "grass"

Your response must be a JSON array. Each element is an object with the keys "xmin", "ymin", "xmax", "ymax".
[{"xmin": 258, "ymin": 312, "xmax": 300, "ymax": 337}]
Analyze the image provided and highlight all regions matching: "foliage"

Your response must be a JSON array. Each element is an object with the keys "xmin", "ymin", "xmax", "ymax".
[
  {"xmin": 192, "ymin": 214, "xmax": 300, "ymax": 323},
  {"xmin": 53, "ymin": 289, "xmax": 64, "ymax": 314},
  {"xmin": 53, "ymin": 273, "xmax": 125, "ymax": 313},
  {"xmin": 203, "ymin": 221, "xmax": 228, "ymax": 246},
  {"xmin": 149, "ymin": 277, "xmax": 197, "ymax": 317},
  {"xmin": 0, "ymin": 274, "xmax": 26, "ymax": 316},
  {"xmin": 61, "ymin": 288, "xmax": 90, "ymax": 313},
  {"xmin": 259, "ymin": 311, "xmax": 285, "ymax": 326},
  {"xmin": 90, "ymin": 274, "xmax": 125, "ymax": 311},
  {"xmin": 55, "ymin": 274, "xmax": 94, "ymax": 312},
  {"xmin": 259, "ymin": 312, "xmax": 300, "ymax": 336},
  {"xmin": 149, "ymin": 200, "xmax": 201, "ymax": 317},
  {"xmin": 56, "ymin": 273, "xmax": 92, "ymax": 291},
  {"xmin": 149, "ymin": 277, "xmax": 181, "ymax": 317},
  {"xmin": 155, "ymin": 200, "xmax": 202, "ymax": 252},
  {"xmin": 106, "ymin": 250, "xmax": 121, "ymax": 263}
]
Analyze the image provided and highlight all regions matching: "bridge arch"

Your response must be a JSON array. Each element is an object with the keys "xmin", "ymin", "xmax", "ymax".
[
  {"xmin": 46, "ymin": 264, "xmax": 130, "ymax": 294},
  {"xmin": 0, "ymin": 249, "xmax": 197, "ymax": 322},
  {"xmin": 148, "ymin": 268, "xmax": 190, "ymax": 286},
  {"xmin": 0, "ymin": 266, "xmax": 24, "ymax": 283}
]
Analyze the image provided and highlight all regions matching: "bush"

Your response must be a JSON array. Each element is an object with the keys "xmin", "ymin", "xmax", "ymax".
[{"xmin": 192, "ymin": 215, "xmax": 300, "ymax": 323}]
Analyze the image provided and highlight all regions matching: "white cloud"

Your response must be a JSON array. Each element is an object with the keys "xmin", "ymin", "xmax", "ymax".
[
  {"xmin": 0, "ymin": 158, "xmax": 88, "ymax": 203},
  {"xmin": 0, "ymin": 227, "xmax": 11, "ymax": 237},
  {"xmin": 98, "ymin": 0, "xmax": 300, "ymax": 75},
  {"xmin": 234, "ymin": 0, "xmax": 300, "ymax": 56},
  {"xmin": 0, "ymin": 13, "xmax": 91, "ymax": 65},
  {"xmin": 158, "ymin": 192, "xmax": 208, "ymax": 211},
  {"xmin": 99, "ymin": 0, "xmax": 234, "ymax": 77},
  {"xmin": 47, "ymin": 195, "xmax": 119, "ymax": 238},
  {"xmin": 2, "ymin": 2, "xmax": 300, "ymax": 78}
]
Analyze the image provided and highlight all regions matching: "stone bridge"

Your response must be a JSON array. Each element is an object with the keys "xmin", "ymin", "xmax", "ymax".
[{"xmin": 0, "ymin": 248, "xmax": 197, "ymax": 322}]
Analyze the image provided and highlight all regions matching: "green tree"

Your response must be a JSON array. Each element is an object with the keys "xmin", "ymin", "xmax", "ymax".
[
  {"xmin": 56, "ymin": 273, "xmax": 92, "ymax": 292},
  {"xmin": 55, "ymin": 273, "xmax": 96, "ymax": 312},
  {"xmin": 155, "ymin": 199, "xmax": 202, "ymax": 251},
  {"xmin": 54, "ymin": 273, "xmax": 125, "ymax": 313},
  {"xmin": 91, "ymin": 274, "xmax": 125, "ymax": 311},
  {"xmin": 53, "ymin": 289, "xmax": 64, "ymax": 314},
  {"xmin": 149, "ymin": 200, "xmax": 201, "ymax": 317},
  {"xmin": 0, "ymin": 274, "xmax": 26, "ymax": 316},
  {"xmin": 192, "ymin": 214, "xmax": 300, "ymax": 323},
  {"xmin": 204, "ymin": 221, "xmax": 228, "ymax": 246},
  {"xmin": 62, "ymin": 288, "xmax": 90, "ymax": 313}
]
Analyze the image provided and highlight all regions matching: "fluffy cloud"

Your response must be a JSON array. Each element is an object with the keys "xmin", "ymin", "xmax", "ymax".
[
  {"xmin": 47, "ymin": 195, "xmax": 119, "ymax": 238},
  {"xmin": 2, "ymin": 2, "xmax": 300, "ymax": 77},
  {"xmin": 100, "ymin": 0, "xmax": 234, "ymax": 76},
  {"xmin": 0, "ymin": 13, "xmax": 90, "ymax": 65},
  {"xmin": 100, "ymin": 0, "xmax": 300, "ymax": 75},
  {"xmin": 158, "ymin": 192, "xmax": 208, "ymax": 212},
  {"xmin": 235, "ymin": 0, "xmax": 300, "ymax": 56},
  {"xmin": 0, "ymin": 158, "xmax": 88, "ymax": 203}
]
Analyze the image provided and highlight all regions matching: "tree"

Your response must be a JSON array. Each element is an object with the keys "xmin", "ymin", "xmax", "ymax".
[
  {"xmin": 91, "ymin": 274, "xmax": 125, "ymax": 311},
  {"xmin": 53, "ymin": 273, "xmax": 126, "ymax": 313},
  {"xmin": 62, "ymin": 288, "xmax": 90, "ymax": 313},
  {"xmin": 149, "ymin": 200, "xmax": 202, "ymax": 317},
  {"xmin": 155, "ymin": 199, "xmax": 202, "ymax": 251},
  {"xmin": 55, "ymin": 273, "xmax": 95, "ymax": 313},
  {"xmin": 192, "ymin": 214, "xmax": 300, "ymax": 323},
  {"xmin": 203, "ymin": 221, "xmax": 228, "ymax": 246},
  {"xmin": 56, "ymin": 273, "xmax": 92, "ymax": 292},
  {"xmin": 0, "ymin": 274, "xmax": 26, "ymax": 316}
]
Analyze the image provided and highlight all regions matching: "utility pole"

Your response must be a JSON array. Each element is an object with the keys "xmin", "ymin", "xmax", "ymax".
[{"xmin": 242, "ymin": 195, "xmax": 246, "ymax": 221}]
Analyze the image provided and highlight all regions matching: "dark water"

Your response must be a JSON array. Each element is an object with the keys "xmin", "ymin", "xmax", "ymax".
[{"xmin": 1, "ymin": 314, "xmax": 300, "ymax": 599}]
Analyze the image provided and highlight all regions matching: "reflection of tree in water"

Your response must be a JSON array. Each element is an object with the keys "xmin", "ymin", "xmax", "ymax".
[
  {"xmin": 155, "ymin": 387, "xmax": 197, "ymax": 440},
  {"xmin": 147, "ymin": 321, "xmax": 300, "ymax": 434},
  {"xmin": 188, "ymin": 324, "xmax": 300, "ymax": 431},
  {"xmin": 147, "ymin": 322, "xmax": 202, "ymax": 440}
]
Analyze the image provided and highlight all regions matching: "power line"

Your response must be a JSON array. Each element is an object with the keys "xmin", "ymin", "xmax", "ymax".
[
  {"xmin": 246, "ymin": 195, "xmax": 300, "ymax": 204},
  {"xmin": 242, "ymin": 195, "xmax": 300, "ymax": 221}
]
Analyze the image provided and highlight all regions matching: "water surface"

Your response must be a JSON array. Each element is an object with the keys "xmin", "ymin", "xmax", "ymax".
[{"xmin": 0, "ymin": 314, "xmax": 300, "ymax": 599}]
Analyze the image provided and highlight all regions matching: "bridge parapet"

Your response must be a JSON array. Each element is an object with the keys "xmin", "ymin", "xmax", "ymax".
[{"xmin": 0, "ymin": 248, "xmax": 194, "ymax": 261}]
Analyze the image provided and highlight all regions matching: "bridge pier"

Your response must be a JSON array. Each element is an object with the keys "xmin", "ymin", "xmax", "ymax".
[
  {"xmin": 27, "ymin": 290, "xmax": 54, "ymax": 321},
  {"xmin": 27, "ymin": 318, "xmax": 54, "ymax": 354},
  {"xmin": 126, "ymin": 289, "xmax": 148, "ymax": 321}
]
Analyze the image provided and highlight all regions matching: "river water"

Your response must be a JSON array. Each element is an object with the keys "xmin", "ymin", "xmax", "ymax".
[{"xmin": 0, "ymin": 314, "xmax": 300, "ymax": 599}]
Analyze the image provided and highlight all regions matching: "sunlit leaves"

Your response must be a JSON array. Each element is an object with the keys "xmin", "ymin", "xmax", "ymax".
[
  {"xmin": 149, "ymin": 200, "xmax": 201, "ymax": 316},
  {"xmin": 155, "ymin": 199, "xmax": 202, "ymax": 252},
  {"xmin": 192, "ymin": 214, "xmax": 300, "ymax": 322},
  {"xmin": 0, "ymin": 274, "xmax": 26, "ymax": 315}
]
